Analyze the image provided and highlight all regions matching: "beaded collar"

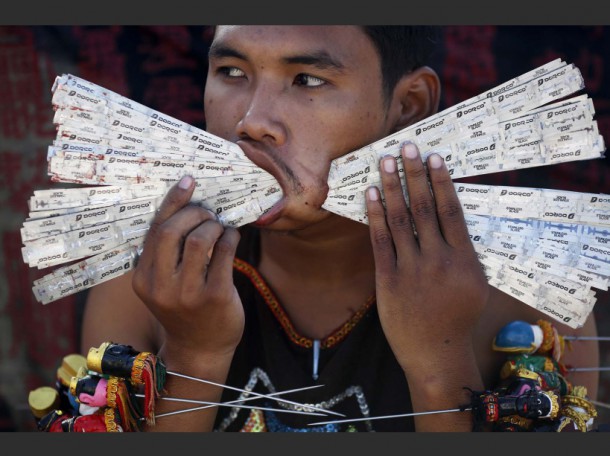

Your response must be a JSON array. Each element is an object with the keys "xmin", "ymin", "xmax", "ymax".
[{"xmin": 233, "ymin": 257, "xmax": 376, "ymax": 350}]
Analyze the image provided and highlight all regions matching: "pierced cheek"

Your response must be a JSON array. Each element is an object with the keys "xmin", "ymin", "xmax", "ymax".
[{"xmin": 299, "ymin": 183, "xmax": 329, "ymax": 209}]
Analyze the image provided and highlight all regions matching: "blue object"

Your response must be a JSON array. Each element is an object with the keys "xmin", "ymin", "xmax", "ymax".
[{"xmin": 492, "ymin": 320, "xmax": 538, "ymax": 353}]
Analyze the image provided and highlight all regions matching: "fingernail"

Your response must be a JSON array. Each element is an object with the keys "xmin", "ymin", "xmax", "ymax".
[
  {"xmin": 178, "ymin": 175, "xmax": 193, "ymax": 190},
  {"xmin": 382, "ymin": 156, "xmax": 396, "ymax": 173},
  {"xmin": 428, "ymin": 154, "xmax": 443, "ymax": 169},
  {"xmin": 367, "ymin": 187, "xmax": 379, "ymax": 201},
  {"xmin": 403, "ymin": 142, "xmax": 418, "ymax": 159}
]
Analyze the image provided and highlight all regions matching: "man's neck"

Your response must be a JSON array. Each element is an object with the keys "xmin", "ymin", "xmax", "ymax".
[
  {"xmin": 257, "ymin": 215, "xmax": 376, "ymax": 340},
  {"xmin": 259, "ymin": 215, "xmax": 374, "ymax": 282}
]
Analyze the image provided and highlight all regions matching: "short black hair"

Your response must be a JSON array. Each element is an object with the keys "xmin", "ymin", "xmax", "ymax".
[{"xmin": 361, "ymin": 26, "xmax": 441, "ymax": 102}]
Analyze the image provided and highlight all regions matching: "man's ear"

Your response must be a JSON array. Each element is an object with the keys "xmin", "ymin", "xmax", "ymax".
[{"xmin": 389, "ymin": 66, "xmax": 440, "ymax": 133}]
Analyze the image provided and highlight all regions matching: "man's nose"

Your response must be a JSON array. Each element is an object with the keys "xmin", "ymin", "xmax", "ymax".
[{"xmin": 236, "ymin": 83, "xmax": 288, "ymax": 145}]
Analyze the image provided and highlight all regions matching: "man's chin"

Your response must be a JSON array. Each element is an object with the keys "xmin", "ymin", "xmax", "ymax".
[{"xmin": 253, "ymin": 210, "xmax": 353, "ymax": 235}]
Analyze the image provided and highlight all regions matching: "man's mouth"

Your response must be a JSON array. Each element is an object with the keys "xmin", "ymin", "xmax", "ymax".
[
  {"xmin": 236, "ymin": 139, "xmax": 288, "ymax": 226},
  {"xmin": 253, "ymin": 197, "xmax": 286, "ymax": 227}
]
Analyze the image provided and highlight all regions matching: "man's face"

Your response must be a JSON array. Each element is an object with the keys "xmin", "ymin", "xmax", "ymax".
[{"xmin": 204, "ymin": 26, "xmax": 395, "ymax": 232}]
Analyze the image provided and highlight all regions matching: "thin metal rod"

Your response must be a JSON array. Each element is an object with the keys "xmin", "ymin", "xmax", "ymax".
[
  {"xmin": 136, "ymin": 383, "xmax": 325, "ymax": 419},
  {"xmin": 140, "ymin": 395, "xmax": 326, "ymax": 418},
  {"xmin": 590, "ymin": 400, "xmax": 610, "ymax": 410},
  {"xmin": 568, "ymin": 367, "xmax": 610, "ymax": 372},
  {"xmin": 308, "ymin": 407, "xmax": 470, "ymax": 426},
  {"xmin": 564, "ymin": 336, "xmax": 610, "ymax": 341},
  {"xmin": 166, "ymin": 370, "xmax": 344, "ymax": 417}
]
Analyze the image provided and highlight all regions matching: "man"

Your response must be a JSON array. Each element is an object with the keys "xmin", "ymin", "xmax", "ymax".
[{"xmin": 80, "ymin": 26, "xmax": 599, "ymax": 432}]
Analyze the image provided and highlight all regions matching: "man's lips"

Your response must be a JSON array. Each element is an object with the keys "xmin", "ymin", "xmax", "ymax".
[
  {"xmin": 254, "ymin": 197, "xmax": 286, "ymax": 227},
  {"xmin": 236, "ymin": 140, "xmax": 287, "ymax": 226},
  {"xmin": 236, "ymin": 140, "xmax": 286, "ymax": 187}
]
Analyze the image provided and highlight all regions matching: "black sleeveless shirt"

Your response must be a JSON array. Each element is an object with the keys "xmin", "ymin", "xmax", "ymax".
[{"xmin": 213, "ymin": 226, "xmax": 415, "ymax": 432}]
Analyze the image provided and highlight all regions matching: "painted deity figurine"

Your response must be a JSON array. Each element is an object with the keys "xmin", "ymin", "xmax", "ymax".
[{"xmin": 488, "ymin": 319, "xmax": 597, "ymax": 432}]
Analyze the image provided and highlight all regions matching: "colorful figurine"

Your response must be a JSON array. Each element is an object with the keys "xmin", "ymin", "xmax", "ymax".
[
  {"xmin": 486, "ymin": 319, "xmax": 598, "ymax": 432},
  {"xmin": 492, "ymin": 319, "xmax": 568, "ymax": 361},
  {"xmin": 469, "ymin": 387, "xmax": 560, "ymax": 423},
  {"xmin": 493, "ymin": 319, "xmax": 572, "ymax": 395},
  {"xmin": 54, "ymin": 353, "xmax": 88, "ymax": 415},
  {"xmin": 556, "ymin": 386, "xmax": 598, "ymax": 432},
  {"xmin": 70, "ymin": 372, "xmax": 142, "ymax": 431},
  {"xmin": 87, "ymin": 341, "xmax": 166, "ymax": 425},
  {"xmin": 28, "ymin": 343, "xmax": 165, "ymax": 432}
]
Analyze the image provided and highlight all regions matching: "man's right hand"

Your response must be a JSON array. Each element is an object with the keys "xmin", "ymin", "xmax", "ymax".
[{"xmin": 132, "ymin": 175, "xmax": 244, "ymax": 367}]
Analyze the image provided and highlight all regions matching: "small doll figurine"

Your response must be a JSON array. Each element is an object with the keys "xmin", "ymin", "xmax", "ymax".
[
  {"xmin": 59, "ymin": 409, "xmax": 123, "ymax": 432},
  {"xmin": 54, "ymin": 353, "xmax": 88, "ymax": 415},
  {"xmin": 468, "ymin": 386, "xmax": 560, "ymax": 431},
  {"xmin": 492, "ymin": 320, "xmax": 571, "ymax": 396},
  {"xmin": 556, "ymin": 386, "xmax": 598, "ymax": 432},
  {"xmin": 488, "ymin": 319, "xmax": 599, "ymax": 432},
  {"xmin": 28, "ymin": 386, "xmax": 60, "ymax": 419},
  {"xmin": 28, "ymin": 342, "xmax": 166, "ymax": 432},
  {"xmin": 70, "ymin": 371, "xmax": 110, "ymax": 408},
  {"xmin": 39, "ymin": 408, "xmax": 124, "ymax": 432},
  {"xmin": 489, "ymin": 368, "xmax": 555, "ymax": 431},
  {"xmin": 87, "ymin": 341, "xmax": 166, "ymax": 425},
  {"xmin": 70, "ymin": 371, "xmax": 142, "ymax": 431},
  {"xmin": 35, "ymin": 409, "xmax": 72, "ymax": 432},
  {"xmin": 492, "ymin": 319, "xmax": 567, "ymax": 361}
]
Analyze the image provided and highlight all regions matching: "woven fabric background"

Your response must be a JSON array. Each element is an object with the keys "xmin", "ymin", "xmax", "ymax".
[{"xmin": 0, "ymin": 26, "xmax": 608, "ymax": 431}]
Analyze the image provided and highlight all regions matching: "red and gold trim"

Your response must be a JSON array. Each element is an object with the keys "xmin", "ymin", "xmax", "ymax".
[
  {"xmin": 233, "ymin": 258, "xmax": 375, "ymax": 349},
  {"xmin": 106, "ymin": 377, "xmax": 119, "ymax": 409},
  {"xmin": 130, "ymin": 352, "xmax": 149, "ymax": 385},
  {"xmin": 104, "ymin": 407, "xmax": 121, "ymax": 432}
]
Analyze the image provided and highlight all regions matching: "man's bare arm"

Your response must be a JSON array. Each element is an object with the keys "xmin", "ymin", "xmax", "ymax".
[{"xmin": 81, "ymin": 271, "xmax": 160, "ymax": 355}]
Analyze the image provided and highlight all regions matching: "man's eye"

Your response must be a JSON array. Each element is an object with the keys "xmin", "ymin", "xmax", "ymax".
[
  {"xmin": 218, "ymin": 67, "xmax": 246, "ymax": 78},
  {"xmin": 294, "ymin": 74, "xmax": 326, "ymax": 87}
]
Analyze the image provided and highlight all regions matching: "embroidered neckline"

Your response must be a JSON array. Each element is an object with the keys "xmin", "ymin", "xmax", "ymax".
[{"xmin": 233, "ymin": 258, "xmax": 375, "ymax": 350}]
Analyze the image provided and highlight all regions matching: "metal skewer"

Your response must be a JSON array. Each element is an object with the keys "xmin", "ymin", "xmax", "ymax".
[
  {"xmin": 166, "ymin": 370, "xmax": 344, "ymax": 417},
  {"xmin": 567, "ymin": 367, "xmax": 610, "ymax": 372},
  {"xmin": 136, "ymin": 383, "xmax": 327, "ymax": 419},
  {"xmin": 590, "ymin": 400, "xmax": 610, "ymax": 410},
  {"xmin": 307, "ymin": 407, "xmax": 471, "ymax": 426},
  {"xmin": 138, "ymin": 394, "xmax": 327, "ymax": 419},
  {"xmin": 564, "ymin": 336, "xmax": 610, "ymax": 341}
]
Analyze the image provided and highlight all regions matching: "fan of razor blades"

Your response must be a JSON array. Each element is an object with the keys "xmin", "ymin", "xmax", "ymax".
[
  {"xmin": 21, "ymin": 59, "xmax": 609, "ymax": 329},
  {"xmin": 322, "ymin": 58, "xmax": 609, "ymax": 329}
]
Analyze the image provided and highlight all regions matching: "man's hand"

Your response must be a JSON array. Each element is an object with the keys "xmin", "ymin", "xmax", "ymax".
[
  {"xmin": 132, "ymin": 175, "xmax": 244, "ymax": 365},
  {"xmin": 365, "ymin": 142, "xmax": 489, "ymax": 375}
]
